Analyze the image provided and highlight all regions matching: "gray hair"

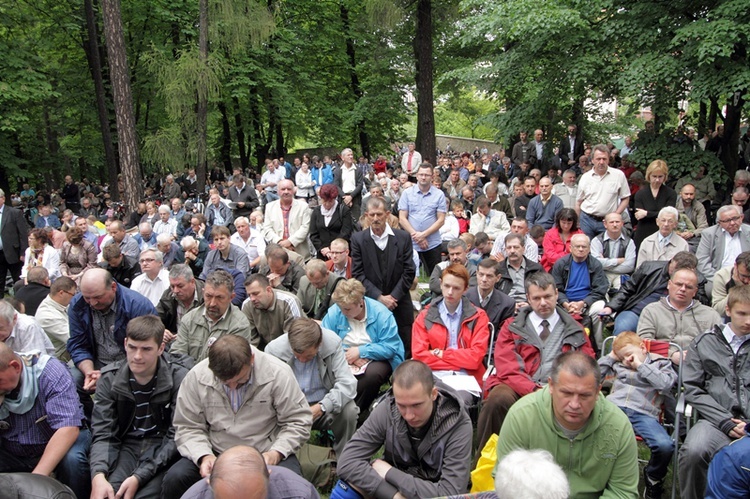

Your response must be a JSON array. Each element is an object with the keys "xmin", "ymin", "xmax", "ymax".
[
  {"xmin": 495, "ymin": 449, "xmax": 569, "ymax": 499},
  {"xmin": 205, "ymin": 269, "xmax": 234, "ymax": 294},
  {"xmin": 0, "ymin": 300, "xmax": 16, "ymax": 325},
  {"xmin": 140, "ymin": 248, "xmax": 163, "ymax": 263},
  {"xmin": 234, "ymin": 216, "xmax": 249, "ymax": 226},
  {"xmin": 180, "ymin": 236, "xmax": 198, "ymax": 251},
  {"xmin": 305, "ymin": 259, "xmax": 328, "ymax": 276},
  {"xmin": 169, "ymin": 263, "xmax": 194, "ymax": 282},
  {"xmin": 717, "ymin": 204, "xmax": 742, "ymax": 220},
  {"xmin": 446, "ymin": 239, "xmax": 468, "ymax": 251},
  {"xmin": 158, "ymin": 205, "xmax": 171, "ymax": 214},
  {"xmin": 658, "ymin": 206, "xmax": 679, "ymax": 220},
  {"xmin": 156, "ymin": 233, "xmax": 172, "ymax": 245},
  {"xmin": 139, "ymin": 222, "xmax": 152, "ymax": 232}
]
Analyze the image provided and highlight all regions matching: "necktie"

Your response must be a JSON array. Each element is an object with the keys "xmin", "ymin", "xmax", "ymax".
[
  {"xmin": 540, "ymin": 320, "xmax": 551, "ymax": 342},
  {"xmin": 407, "ymin": 152, "xmax": 414, "ymax": 173},
  {"xmin": 314, "ymin": 287, "xmax": 325, "ymax": 313}
]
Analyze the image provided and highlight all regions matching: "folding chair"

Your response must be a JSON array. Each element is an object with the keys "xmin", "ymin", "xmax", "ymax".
[{"xmin": 601, "ymin": 336, "xmax": 684, "ymax": 499}]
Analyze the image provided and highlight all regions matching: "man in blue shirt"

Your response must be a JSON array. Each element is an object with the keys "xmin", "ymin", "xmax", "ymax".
[{"xmin": 398, "ymin": 162, "xmax": 447, "ymax": 275}]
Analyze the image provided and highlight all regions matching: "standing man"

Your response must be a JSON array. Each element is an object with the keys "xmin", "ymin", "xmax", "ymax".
[
  {"xmin": 559, "ymin": 123, "xmax": 583, "ymax": 168},
  {"xmin": 399, "ymin": 162, "xmax": 447, "ymax": 275},
  {"xmin": 401, "ymin": 142, "xmax": 422, "ymax": 178},
  {"xmin": 0, "ymin": 188, "xmax": 29, "ymax": 293},
  {"xmin": 227, "ymin": 175, "xmax": 260, "ymax": 219},
  {"xmin": 531, "ymin": 129, "xmax": 550, "ymax": 172},
  {"xmin": 352, "ymin": 197, "xmax": 416, "ymax": 357},
  {"xmin": 257, "ymin": 162, "xmax": 284, "ymax": 204},
  {"xmin": 511, "ymin": 130, "xmax": 534, "ymax": 167},
  {"xmin": 496, "ymin": 351, "xmax": 638, "ymax": 497},
  {"xmin": 676, "ymin": 183, "xmax": 709, "ymax": 250},
  {"xmin": 62, "ymin": 175, "xmax": 80, "ymax": 213},
  {"xmin": 575, "ymin": 144, "xmax": 631, "ymax": 238},
  {"xmin": 261, "ymin": 179, "xmax": 312, "ymax": 261},
  {"xmin": 334, "ymin": 148, "xmax": 365, "ymax": 220}
]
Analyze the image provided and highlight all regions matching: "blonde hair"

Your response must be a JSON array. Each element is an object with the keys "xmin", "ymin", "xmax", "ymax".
[{"xmin": 645, "ymin": 159, "xmax": 668, "ymax": 182}]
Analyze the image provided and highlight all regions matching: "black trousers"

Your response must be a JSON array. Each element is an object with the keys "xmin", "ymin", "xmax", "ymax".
[{"xmin": 0, "ymin": 250, "xmax": 23, "ymax": 294}]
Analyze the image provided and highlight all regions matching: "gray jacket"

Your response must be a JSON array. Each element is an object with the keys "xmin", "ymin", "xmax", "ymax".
[
  {"xmin": 696, "ymin": 223, "xmax": 750, "ymax": 279},
  {"xmin": 599, "ymin": 353, "xmax": 676, "ymax": 419},
  {"xmin": 637, "ymin": 297, "xmax": 722, "ymax": 356},
  {"xmin": 338, "ymin": 383, "xmax": 472, "ymax": 499},
  {"xmin": 684, "ymin": 325, "xmax": 750, "ymax": 435},
  {"xmin": 264, "ymin": 328, "xmax": 356, "ymax": 414}
]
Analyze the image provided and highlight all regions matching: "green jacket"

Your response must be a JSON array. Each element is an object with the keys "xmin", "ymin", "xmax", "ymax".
[{"xmin": 496, "ymin": 386, "xmax": 638, "ymax": 498}]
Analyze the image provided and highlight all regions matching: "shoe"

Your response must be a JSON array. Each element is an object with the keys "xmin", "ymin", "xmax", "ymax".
[{"xmin": 643, "ymin": 469, "xmax": 664, "ymax": 499}]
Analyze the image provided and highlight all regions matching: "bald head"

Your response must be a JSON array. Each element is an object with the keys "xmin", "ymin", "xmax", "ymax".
[
  {"xmin": 210, "ymin": 446, "xmax": 269, "ymax": 499},
  {"xmin": 80, "ymin": 269, "xmax": 117, "ymax": 311}
]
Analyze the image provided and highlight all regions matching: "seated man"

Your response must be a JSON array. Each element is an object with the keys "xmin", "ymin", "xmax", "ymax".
[
  {"xmin": 679, "ymin": 284, "xmax": 750, "ymax": 499},
  {"xmin": 131, "ymin": 248, "xmax": 170, "ymax": 306},
  {"xmin": 637, "ymin": 267, "xmax": 721, "ymax": 365},
  {"xmin": 476, "ymin": 271, "xmax": 595, "ymax": 454},
  {"xmin": 199, "ymin": 226, "xmax": 250, "ymax": 280},
  {"xmin": 171, "ymin": 269, "xmax": 251, "ymax": 363},
  {"xmin": 0, "ymin": 342, "xmax": 91, "ymax": 499},
  {"xmin": 428, "ymin": 239, "xmax": 478, "ymax": 302},
  {"xmin": 99, "ymin": 243, "xmax": 141, "ymax": 288},
  {"xmin": 336, "ymin": 360, "xmax": 472, "ymax": 499},
  {"xmin": 103, "ymin": 220, "xmax": 140, "ymax": 261},
  {"xmin": 14, "ymin": 266, "xmax": 50, "ymax": 316},
  {"xmin": 257, "ymin": 245, "xmax": 305, "ymax": 294},
  {"xmin": 35, "ymin": 276, "xmax": 77, "ymax": 362},
  {"xmin": 156, "ymin": 264, "xmax": 204, "ymax": 343},
  {"xmin": 490, "ymin": 218, "xmax": 539, "ymax": 263},
  {"xmin": 413, "ymin": 264, "xmax": 490, "ymax": 404},
  {"xmin": 697, "ymin": 205, "xmax": 750, "ymax": 294},
  {"xmin": 525, "ymin": 177, "xmax": 563, "ymax": 230},
  {"xmin": 242, "ymin": 273, "xmax": 303, "ymax": 351},
  {"xmin": 180, "ymin": 236, "xmax": 208, "ymax": 278},
  {"xmin": 157, "ymin": 233, "xmax": 183, "ymax": 270},
  {"xmin": 163, "ymin": 335, "xmax": 312, "ymax": 499},
  {"xmin": 711, "ymin": 251, "xmax": 750, "ymax": 318},
  {"xmin": 266, "ymin": 318, "xmax": 358, "ymax": 457},
  {"xmin": 551, "ymin": 234, "xmax": 609, "ymax": 343},
  {"xmin": 322, "ymin": 279, "xmax": 405, "ymax": 424},
  {"xmin": 0, "ymin": 298, "xmax": 55, "ymax": 355},
  {"xmin": 466, "ymin": 258, "xmax": 516, "ymax": 331},
  {"xmin": 297, "ymin": 259, "xmax": 343, "ymax": 320},
  {"xmin": 90, "ymin": 315, "xmax": 190, "ymax": 499},
  {"xmin": 496, "ymin": 233, "xmax": 544, "ymax": 312},
  {"xmin": 469, "ymin": 198, "xmax": 510, "ymax": 242},
  {"xmin": 675, "ymin": 183, "xmax": 709, "ymax": 251},
  {"xmin": 326, "ymin": 238, "xmax": 352, "ymax": 278},
  {"xmin": 153, "ymin": 205, "xmax": 178, "ymax": 238},
  {"xmin": 133, "ymin": 222, "xmax": 158, "ymax": 251},
  {"xmin": 181, "ymin": 445, "xmax": 320, "ymax": 499},
  {"xmin": 230, "ymin": 216, "xmax": 265, "ymax": 271},
  {"xmin": 636, "ymin": 207, "xmax": 690, "ymax": 269},
  {"xmin": 590, "ymin": 212, "xmax": 636, "ymax": 292},
  {"xmin": 600, "ymin": 252, "xmax": 708, "ymax": 335},
  {"xmin": 497, "ymin": 351, "xmax": 638, "ymax": 497}
]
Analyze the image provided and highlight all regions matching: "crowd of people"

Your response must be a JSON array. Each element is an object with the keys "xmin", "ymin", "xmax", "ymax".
[{"xmin": 1, "ymin": 125, "xmax": 750, "ymax": 499}]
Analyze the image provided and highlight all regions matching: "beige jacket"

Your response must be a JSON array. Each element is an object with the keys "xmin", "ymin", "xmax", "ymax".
[
  {"xmin": 261, "ymin": 199, "xmax": 312, "ymax": 260},
  {"xmin": 172, "ymin": 304, "xmax": 251, "ymax": 363},
  {"xmin": 174, "ymin": 348, "xmax": 312, "ymax": 464}
]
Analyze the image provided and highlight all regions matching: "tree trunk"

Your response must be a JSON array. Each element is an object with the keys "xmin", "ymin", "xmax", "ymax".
[
  {"xmin": 196, "ymin": 0, "xmax": 209, "ymax": 193},
  {"xmin": 721, "ymin": 92, "xmax": 744, "ymax": 179},
  {"xmin": 83, "ymin": 0, "xmax": 119, "ymax": 200},
  {"xmin": 698, "ymin": 101, "xmax": 707, "ymax": 136},
  {"xmin": 339, "ymin": 3, "xmax": 370, "ymax": 159},
  {"xmin": 232, "ymin": 96, "xmax": 248, "ymax": 172},
  {"xmin": 414, "ymin": 0, "xmax": 435, "ymax": 165},
  {"xmin": 708, "ymin": 99, "xmax": 719, "ymax": 132},
  {"xmin": 218, "ymin": 101, "xmax": 232, "ymax": 171},
  {"xmin": 100, "ymin": 0, "xmax": 143, "ymax": 211}
]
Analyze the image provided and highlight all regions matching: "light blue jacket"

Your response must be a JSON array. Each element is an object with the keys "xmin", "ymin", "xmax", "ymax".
[{"xmin": 322, "ymin": 297, "xmax": 404, "ymax": 370}]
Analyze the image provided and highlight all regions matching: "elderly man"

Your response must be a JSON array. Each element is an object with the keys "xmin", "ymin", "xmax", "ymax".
[
  {"xmin": 526, "ymin": 177, "xmax": 564, "ymax": 230},
  {"xmin": 470, "ymin": 198, "xmax": 510, "ymax": 242},
  {"xmin": 0, "ymin": 342, "xmax": 91, "ymax": 499},
  {"xmin": 637, "ymin": 207, "xmax": 690, "ymax": 269},
  {"xmin": 428, "ymin": 239, "xmax": 478, "ymax": 302},
  {"xmin": 169, "ymin": 198, "xmax": 186, "ymax": 222},
  {"xmin": 261, "ymin": 179, "xmax": 312, "ymax": 260},
  {"xmin": 552, "ymin": 169, "xmax": 578, "ymax": 209},
  {"xmin": 100, "ymin": 244, "xmax": 141, "ymax": 288},
  {"xmin": 336, "ymin": 360, "xmax": 472, "ymax": 499},
  {"xmin": 67, "ymin": 268, "xmax": 157, "ymax": 392},
  {"xmin": 697, "ymin": 205, "xmax": 750, "ymax": 294},
  {"xmin": 15, "ymin": 266, "xmax": 50, "ymax": 316},
  {"xmin": 496, "ymin": 352, "xmax": 638, "ymax": 497},
  {"xmin": 401, "ymin": 142, "xmax": 422, "ymax": 177},
  {"xmin": 130, "ymin": 248, "xmax": 170, "ymax": 306},
  {"xmin": 297, "ymin": 259, "xmax": 343, "ymax": 320},
  {"xmin": 637, "ymin": 267, "xmax": 721, "ymax": 365},
  {"xmin": 490, "ymin": 218, "xmax": 539, "ymax": 263},
  {"xmin": 591, "ymin": 212, "xmax": 636, "ymax": 292},
  {"xmin": 266, "ymin": 318, "xmax": 358, "ymax": 457},
  {"xmin": 712, "ymin": 251, "xmax": 750, "ymax": 318},
  {"xmin": 153, "ymin": 205, "xmax": 178, "ymax": 238},
  {"xmin": 242, "ymin": 273, "xmax": 303, "ymax": 351},
  {"xmin": 230, "ymin": 216, "xmax": 265, "ymax": 271},
  {"xmin": 205, "ymin": 192, "xmax": 234, "ymax": 228},
  {"xmin": 133, "ymin": 222, "xmax": 157, "ymax": 251},
  {"xmin": 162, "ymin": 174, "xmax": 181, "ymax": 200},
  {"xmin": 157, "ymin": 233, "xmax": 182, "ymax": 269},
  {"xmin": 200, "ymin": 226, "xmax": 250, "ymax": 280},
  {"xmin": 228, "ymin": 175, "xmax": 260, "ymax": 219},
  {"xmin": 676, "ymin": 183, "xmax": 709, "ymax": 249},
  {"xmin": 157, "ymin": 264, "xmax": 204, "ymax": 341},
  {"xmin": 575, "ymin": 144, "xmax": 631, "ymax": 238},
  {"xmin": 35, "ymin": 276, "xmax": 77, "ymax": 362},
  {"xmin": 162, "ymin": 335, "xmax": 312, "ymax": 499},
  {"xmin": 334, "ymin": 148, "xmax": 365, "ymax": 220},
  {"xmin": 104, "ymin": 220, "xmax": 140, "ymax": 260},
  {"xmin": 171, "ymin": 270, "xmax": 250, "ymax": 363},
  {"xmin": 497, "ymin": 233, "xmax": 544, "ymax": 311},
  {"xmin": 476, "ymin": 272, "xmax": 595, "ymax": 453},
  {"xmin": 0, "ymin": 299, "xmax": 55, "ymax": 355},
  {"xmin": 257, "ymin": 245, "xmax": 305, "ymax": 294}
]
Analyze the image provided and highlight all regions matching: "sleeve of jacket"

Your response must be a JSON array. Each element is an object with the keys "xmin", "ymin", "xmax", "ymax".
[
  {"xmin": 440, "ymin": 311, "xmax": 490, "ymax": 371},
  {"xmin": 607, "ymin": 265, "xmax": 644, "ymax": 311},
  {"xmin": 550, "ymin": 259, "xmax": 570, "ymax": 304},
  {"xmin": 288, "ymin": 204, "xmax": 311, "ymax": 248},
  {"xmin": 170, "ymin": 313, "xmax": 191, "ymax": 357},
  {"xmin": 696, "ymin": 228, "xmax": 717, "ymax": 278},
  {"xmin": 174, "ymin": 370, "xmax": 215, "ymax": 465},
  {"xmin": 683, "ymin": 335, "xmax": 734, "ymax": 428},
  {"xmin": 585, "ymin": 260, "xmax": 610, "ymax": 306},
  {"xmin": 525, "ymin": 197, "xmax": 540, "ymax": 227},
  {"xmin": 67, "ymin": 299, "xmax": 92, "ymax": 366},
  {"xmin": 600, "ymin": 415, "xmax": 640, "ymax": 499},
  {"xmin": 705, "ymin": 441, "xmax": 750, "ymax": 499},
  {"xmin": 243, "ymin": 187, "xmax": 259, "ymax": 212},
  {"xmin": 636, "ymin": 304, "xmax": 658, "ymax": 340},
  {"xmin": 358, "ymin": 310, "xmax": 404, "ymax": 364},
  {"xmin": 85, "ymin": 242, "xmax": 99, "ymax": 271},
  {"xmin": 267, "ymin": 365, "xmax": 313, "ymax": 458},
  {"xmin": 542, "ymin": 230, "xmax": 566, "ymax": 271},
  {"xmin": 389, "ymin": 233, "xmax": 416, "ymax": 303},
  {"xmin": 351, "ymin": 235, "xmax": 382, "ymax": 300},
  {"xmin": 339, "ymin": 205, "xmax": 354, "ymax": 241},
  {"xmin": 222, "ymin": 204, "xmax": 235, "ymax": 226},
  {"xmin": 712, "ymin": 268, "xmax": 731, "ymax": 316},
  {"xmin": 89, "ymin": 370, "xmax": 120, "ymax": 478},
  {"xmin": 260, "ymin": 206, "xmax": 282, "ymax": 245},
  {"xmin": 493, "ymin": 317, "xmax": 539, "ymax": 395},
  {"xmin": 411, "ymin": 310, "xmax": 438, "ymax": 369},
  {"xmin": 384, "ymin": 413, "xmax": 472, "ymax": 498},
  {"xmin": 638, "ymin": 357, "xmax": 678, "ymax": 394},
  {"xmin": 320, "ymin": 336, "xmax": 357, "ymax": 414},
  {"xmin": 428, "ymin": 264, "xmax": 443, "ymax": 297},
  {"xmin": 132, "ymin": 364, "xmax": 187, "ymax": 484},
  {"xmin": 308, "ymin": 211, "xmax": 323, "ymax": 251}
]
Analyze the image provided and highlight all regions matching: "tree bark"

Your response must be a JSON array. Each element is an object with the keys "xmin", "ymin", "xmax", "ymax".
[
  {"xmin": 339, "ymin": 3, "xmax": 370, "ymax": 159},
  {"xmin": 100, "ymin": 0, "xmax": 143, "ymax": 211},
  {"xmin": 232, "ymin": 96, "xmax": 249, "ymax": 171},
  {"xmin": 720, "ymin": 92, "xmax": 744, "ymax": 179},
  {"xmin": 196, "ymin": 0, "xmax": 209, "ymax": 193},
  {"xmin": 83, "ymin": 0, "xmax": 119, "ymax": 200},
  {"xmin": 218, "ymin": 101, "xmax": 232, "ymax": 171},
  {"xmin": 414, "ymin": 0, "xmax": 436, "ymax": 164},
  {"xmin": 698, "ymin": 101, "xmax": 707, "ymax": 136}
]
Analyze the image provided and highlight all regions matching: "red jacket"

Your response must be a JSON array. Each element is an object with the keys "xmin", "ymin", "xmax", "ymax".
[
  {"xmin": 412, "ymin": 297, "xmax": 490, "ymax": 385},
  {"xmin": 540, "ymin": 227, "xmax": 583, "ymax": 271},
  {"xmin": 484, "ymin": 306, "xmax": 595, "ymax": 397}
]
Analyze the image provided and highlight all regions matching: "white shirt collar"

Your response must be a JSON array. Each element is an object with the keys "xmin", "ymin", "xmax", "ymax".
[{"xmin": 528, "ymin": 310, "xmax": 560, "ymax": 335}]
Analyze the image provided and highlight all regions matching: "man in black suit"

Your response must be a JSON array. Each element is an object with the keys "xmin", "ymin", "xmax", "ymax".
[
  {"xmin": 559, "ymin": 123, "xmax": 584, "ymax": 169},
  {"xmin": 351, "ymin": 196, "xmax": 416, "ymax": 357},
  {"xmin": 334, "ymin": 147, "xmax": 365, "ymax": 220},
  {"xmin": 467, "ymin": 258, "xmax": 515, "ymax": 331},
  {"xmin": 0, "ymin": 189, "xmax": 29, "ymax": 293}
]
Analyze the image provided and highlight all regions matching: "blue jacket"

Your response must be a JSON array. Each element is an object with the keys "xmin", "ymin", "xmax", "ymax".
[
  {"xmin": 322, "ymin": 296, "xmax": 404, "ymax": 370},
  {"xmin": 132, "ymin": 232, "xmax": 158, "ymax": 250},
  {"xmin": 312, "ymin": 164, "xmax": 334, "ymax": 187},
  {"xmin": 35, "ymin": 213, "xmax": 61, "ymax": 229},
  {"xmin": 67, "ymin": 283, "xmax": 157, "ymax": 366},
  {"xmin": 706, "ymin": 432, "xmax": 750, "ymax": 498}
]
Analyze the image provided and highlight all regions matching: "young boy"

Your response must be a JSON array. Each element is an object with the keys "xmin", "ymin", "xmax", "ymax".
[{"xmin": 598, "ymin": 332, "xmax": 677, "ymax": 499}]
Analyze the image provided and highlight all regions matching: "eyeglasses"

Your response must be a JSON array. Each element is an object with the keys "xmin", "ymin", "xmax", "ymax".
[
  {"xmin": 139, "ymin": 258, "xmax": 156, "ymax": 264},
  {"xmin": 719, "ymin": 216, "xmax": 742, "ymax": 224}
]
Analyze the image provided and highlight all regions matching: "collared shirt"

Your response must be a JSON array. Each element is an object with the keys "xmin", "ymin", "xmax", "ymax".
[
  {"xmin": 477, "ymin": 289, "xmax": 493, "ymax": 308},
  {"xmin": 535, "ymin": 141, "xmax": 544, "ymax": 160},
  {"xmin": 722, "ymin": 323, "xmax": 750, "ymax": 354},
  {"xmin": 528, "ymin": 310, "xmax": 561, "ymax": 338},
  {"xmin": 398, "ymin": 185, "xmax": 448, "ymax": 251},
  {"xmin": 341, "ymin": 164, "xmax": 357, "ymax": 194},
  {"xmin": 438, "ymin": 299, "xmax": 463, "ymax": 349},
  {"xmin": 5, "ymin": 314, "xmax": 54, "ymax": 356},
  {"xmin": 223, "ymin": 377, "xmax": 251, "ymax": 413},
  {"xmin": 292, "ymin": 356, "xmax": 327, "ymax": 404},
  {"xmin": 231, "ymin": 230, "xmax": 266, "ymax": 263},
  {"xmin": 657, "ymin": 232, "xmax": 673, "ymax": 248},
  {"xmin": 131, "ymin": 269, "xmax": 170, "ymax": 306},
  {"xmin": 176, "ymin": 289, "xmax": 201, "ymax": 324},
  {"xmin": 343, "ymin": 306, "xmax": 371, "ymax": 347},
  {"xmin": 369, "ymin": 224, "xmax": 395, "ymax": 251},
  {"xmin": 153, "ymin": 218, "xmax": 178, "ymax": 237},
  {"xmin": 722, "ymin": 228, "xmax": 744, "ymax": 268},
  {"xmin": 577, "ymin": 167, "xmax": 630, "ymax": 217},
  {"xmin": 332, "ymin": 262, "xmax": 348, "ymax": 278},
  {"xmin": 507, "ymin": 259, "xmax": 527, "ymax": 301},
  {"xmin": 260, "ymin": 169, "xmax": 285, "ymax": 192},
  {"xmin": 202, "ymin": 305, "xmax": 230, "ymax": 334}
]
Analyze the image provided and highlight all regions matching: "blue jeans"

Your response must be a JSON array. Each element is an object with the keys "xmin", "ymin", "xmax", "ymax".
[
  {"xmin": 614, "ymin": 310, "xmax": 640, "ymax": 335},
  {"xmin": 579, "ymin": 211, "xmax": 606, "ymax": 239},
  {"xmin": 621, "ymin": 407, "xmax": 674, "ymax": 481}
]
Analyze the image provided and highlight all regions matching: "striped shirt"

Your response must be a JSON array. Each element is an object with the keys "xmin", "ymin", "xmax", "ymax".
[{"xmin": 128, "ymin": 374, "xmax": 158, "ymax": 438}]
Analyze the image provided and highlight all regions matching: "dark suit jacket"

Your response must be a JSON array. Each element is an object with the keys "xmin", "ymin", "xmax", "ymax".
[
  {"xmin": 16, "ymin": 282, "xmax": 50, "ymax": 316},
  {"xmin": 297, "ymin": 272, "xmax": 344, "ymax": 319},
  {"xmin": 351, "ymin": 227, "xmax": 415, "ymax": 325},
  {"xmin": 157, "ymin": 279, "xmax": 205, "ymax": 334},
  {"xmin": 466, "ymin": 286, "xmax": 516, "ymax": 330},
  {"xmin": 333, "ymin": 164, "xmax": 365, "ymax": 198},
  {"xmin": 228, "ymin": 183, "xmax": 260, "ymax": 218},
  {"xmin": 310, "ymin": 203, "xmax": 353, "ymax": 254},
  {"xmin": 559, "ymin": 134, "xmax": 584, "ymax": 166},
  {"xmin": 1, "ymin": 205, "xmax": 29, "ymax": 263}
]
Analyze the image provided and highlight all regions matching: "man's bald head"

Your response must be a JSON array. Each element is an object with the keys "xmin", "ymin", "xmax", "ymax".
[
  {"xmin": 80, "ymin": 268, "xmax": 117, "ymax": 311},
  {"xmin": 210, "ymin": 446, "xmax": 269, "ymax": 499}
]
